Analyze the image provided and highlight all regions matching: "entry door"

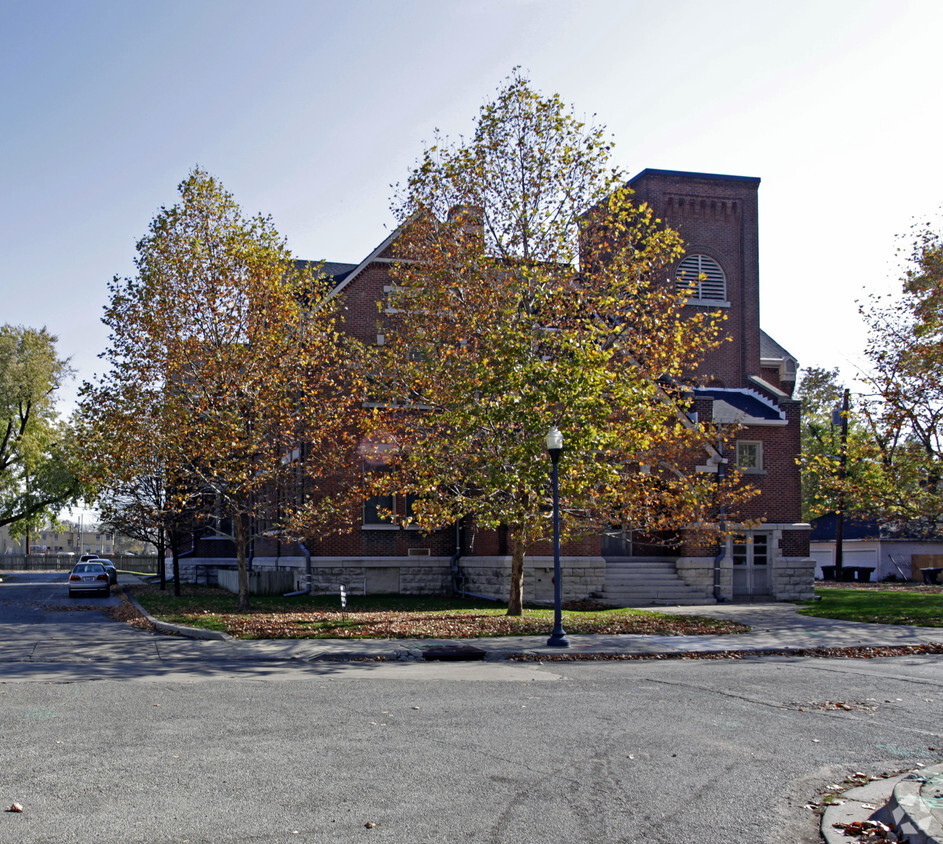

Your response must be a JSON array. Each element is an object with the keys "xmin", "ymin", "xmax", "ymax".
[
  {"xmin": 732, "ymin": 534, "xmax": 771, "ymax": 597},
  {"xmin": 601, "ymin": 528, "xmax": 631, "ymax": 557}
]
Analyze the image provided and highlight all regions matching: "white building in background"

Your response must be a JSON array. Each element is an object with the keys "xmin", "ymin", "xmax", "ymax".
[{"xmin": 0, "ymin": 525, "xmax": 27, "ymax": 555}]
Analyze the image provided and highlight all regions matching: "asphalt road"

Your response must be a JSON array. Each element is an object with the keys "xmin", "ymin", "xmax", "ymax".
[{"xmin": 2, "ymin": 572, "xmax": 942, "ymax": 843}]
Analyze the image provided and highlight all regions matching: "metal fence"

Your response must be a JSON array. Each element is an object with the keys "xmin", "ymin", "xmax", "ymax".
[{"xmin": 0, "ymin": 555, "xmax": 163, "ymax": 573}]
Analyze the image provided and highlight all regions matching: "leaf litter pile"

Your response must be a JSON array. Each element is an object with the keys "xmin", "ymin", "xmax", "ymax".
[
  {"xmin": 222, "ymin": 610, "xmax": 750, "ymax": 639},
  {"xmin": 123, "ymin": 586, "xmax": 748, "ymax": 640}
]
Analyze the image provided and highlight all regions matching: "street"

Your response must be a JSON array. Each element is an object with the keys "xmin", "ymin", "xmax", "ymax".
[{"xmin": 2, "ymin": 574, "xmax": 942, "ymax": 843}]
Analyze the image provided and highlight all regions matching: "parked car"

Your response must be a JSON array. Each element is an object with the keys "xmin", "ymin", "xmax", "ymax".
[
  {"xmin": 68, "ymin": 562, "xmax": 111, "ymax": 598},
  {"xmin": 79, "ymin": 554, "xmax": 117, "ymax": 585}
]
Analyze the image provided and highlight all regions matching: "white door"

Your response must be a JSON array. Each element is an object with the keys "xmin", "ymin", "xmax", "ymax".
[{"xmin": 732, "ymin": 534, "xmax": 771, "ymax": 597}]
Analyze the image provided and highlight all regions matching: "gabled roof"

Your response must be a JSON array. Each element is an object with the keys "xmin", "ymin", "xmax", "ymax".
[
  {"xmin": 324, "ymin": 227, "xmax": 402, "ymax": 301},
  {"xmin": 292, "ymin": 259, "xmax": 358, "ymax": 287},
  {"xmin": 760, "ymin": 330, "xmax": 796, "ymax": 364},
  {"xmin": 321, "ymin": 262, "xmax": 359, "ymax": 284}
]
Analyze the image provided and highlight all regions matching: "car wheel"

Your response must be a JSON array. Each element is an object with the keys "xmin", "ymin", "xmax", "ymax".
[{"xmin": 68, "ymin": 590, "xmax": 75, "ymax": 598}]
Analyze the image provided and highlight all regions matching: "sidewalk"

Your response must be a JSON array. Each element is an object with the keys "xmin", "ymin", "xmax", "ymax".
[{"xmin": 125, "ymin": 584, "xmax": 943, "ymax": 660}]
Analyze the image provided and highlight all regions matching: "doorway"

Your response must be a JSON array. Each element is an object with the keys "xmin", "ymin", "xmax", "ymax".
[{"xmin": 732, "ymin": 534, "xmax": 771, "ymax": 598}]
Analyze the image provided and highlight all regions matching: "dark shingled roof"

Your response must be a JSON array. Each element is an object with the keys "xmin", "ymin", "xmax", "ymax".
[
  {"xmin": 293, "ymin": 259, "xmax": 358, "ymax": 286},
  {"xmin": 809, "ymin": 514, "xmax": 882, "ymax": 541},
  {"xmin": 759, "ymin": 329, "xmax": 795, "ymax": 362}
]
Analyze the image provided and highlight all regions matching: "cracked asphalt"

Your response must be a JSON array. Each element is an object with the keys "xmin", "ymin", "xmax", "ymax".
[{"xmin": 2, "ymin": 571, "xmax": 942, "ymax": 843}]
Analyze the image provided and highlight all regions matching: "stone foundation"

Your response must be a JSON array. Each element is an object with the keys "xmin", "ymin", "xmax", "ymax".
[
  {"xmin": 771, "ymin": 557, "xmax": 816, "ymax": 601},
  {"xmin": 178, "ymin": 553, "xmax": 605, "ymax": 602},
  {"xmin": 676, "ymin": 556, "xmax": 727, "ymax": 597},
  {"xmin": 454, "ymin": 555, "xmax": 606, "ymax": 604}
]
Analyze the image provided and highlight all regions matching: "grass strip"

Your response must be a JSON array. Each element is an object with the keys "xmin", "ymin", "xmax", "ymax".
[
  {"xmin": 131, "ymin": 584, "xmax": 749, "ymax": 640},
  {"xmin": 798, "ymin": 587, "xmax": 943, "ymax": 626}
]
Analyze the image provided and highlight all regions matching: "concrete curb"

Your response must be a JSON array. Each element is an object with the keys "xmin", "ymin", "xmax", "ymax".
[
  {"xmin": 119, "ymin": 586, "xmax": 233, "ymax": 641},
  {"xmin": 885, "ymin": 766, "xmax": 943, "ymax": 844},
  {"xmin": 821, "ymin": 775, "xmax": 906, "ymax": 844},
  {"xmin": 821, "ymin": 767, "xmax": 943, "ymax": 844}
]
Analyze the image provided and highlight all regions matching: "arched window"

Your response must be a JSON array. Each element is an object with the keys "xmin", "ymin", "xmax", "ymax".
[{"xmin": 675, "ymin": 254, "xmax": 727, "ymax": 302}]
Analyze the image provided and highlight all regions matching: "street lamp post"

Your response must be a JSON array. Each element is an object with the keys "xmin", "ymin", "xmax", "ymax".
[
  {"xmin": 545, "ymin": 427, "xmax": 570, "ymax": 648},
  {"xmin": 831, "ymin": 388, "xmax": 850, "ymax": 580}
]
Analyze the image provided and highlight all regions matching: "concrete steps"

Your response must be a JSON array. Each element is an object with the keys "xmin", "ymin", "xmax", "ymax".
[{"xmin": 601, "ymin": 557, "xmax": 714, "ymax": 607}]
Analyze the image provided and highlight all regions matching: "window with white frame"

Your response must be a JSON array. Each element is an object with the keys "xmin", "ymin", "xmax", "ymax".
[
  {"xmin": 735, "ymin": 440, "xmax": 764, "ymax": 473},
  {"xmin": 675, "ymin": 254, "xmax": 727, "ymax": 303}
]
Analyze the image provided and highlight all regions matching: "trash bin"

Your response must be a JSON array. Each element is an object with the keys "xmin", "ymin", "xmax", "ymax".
[
  {"xmin": 821, "ymin": 565, "xmax": 836, "ymax": 581},
  {"xmin": 839, "ymin": 567, "xmax": 857, "ymax": 582},
  {"xmin": 855, "ymin": 567, "xmax": 874, "ymax": 582}
]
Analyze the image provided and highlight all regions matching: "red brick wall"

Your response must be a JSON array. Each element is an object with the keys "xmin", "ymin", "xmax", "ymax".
[
  {"xmin": 303, "ymin": 170, "xmax": 803, "ymax": 559},
  {"xmin": 726, "ymin": 400, "xmax": 802, "ymax": 524},
  {"xmin": 630, "ymin": 170, "xmax": 802, "ymax": 532},
  {"xmin": 781, "ymin": 528, "xmax": 810, "ymax": 557},
  {"xmin": 629, "ymin": 169, "xmax": 761, "ymax": 390}
]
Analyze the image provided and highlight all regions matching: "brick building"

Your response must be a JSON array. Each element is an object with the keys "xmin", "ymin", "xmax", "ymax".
[{"xmin": 185, "ymin": 169, "xmax": 814, "ymax": 604}]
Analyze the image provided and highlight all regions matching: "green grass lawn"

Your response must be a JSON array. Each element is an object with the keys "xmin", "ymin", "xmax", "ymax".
[
  {"xmin": 798, "ymin": 587, "xmax": 943, "ymax": 626},
  {"xmin": 129, "ymin": 585, "xmax": 749, "ymax": 639}
]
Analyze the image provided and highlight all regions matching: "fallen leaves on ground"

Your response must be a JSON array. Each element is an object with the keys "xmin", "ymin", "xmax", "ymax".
[
  {"xmin": 510, "ymin": 643, "xmax": 943, "ymax": 661},
  {"xmin": 117, "ymin": 587, "xmax": 747, "ymax": 639},
  {"xmin": 791, "ymin": 700, "xmax": 879, "ymax": 712},
  {"xmin": 165, "ymin": 609, "xmax": 747, "ymax": 640}
]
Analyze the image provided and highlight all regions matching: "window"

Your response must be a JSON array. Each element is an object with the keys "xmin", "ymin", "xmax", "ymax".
[
  {"xmin": 733, "ymin": 534, "xmax": 768, "ymax": 566},
  {"xmin": 675, "ymin": 254, "xmax": 727, "ymax": 303},
  {"xmin": 736, "ymin": 440, "xmax": 764, "ymax": 473},
  {"xmin": 363, "ymin": 492, "xmax": 395, "ymax": 527}
]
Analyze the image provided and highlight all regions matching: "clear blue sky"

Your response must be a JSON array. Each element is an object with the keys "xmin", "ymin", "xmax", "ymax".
[{"xmin": 3, "ymin": 0, "xmax": 942, "ymax": 408}]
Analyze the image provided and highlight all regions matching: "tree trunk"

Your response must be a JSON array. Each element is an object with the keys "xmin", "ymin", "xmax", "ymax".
[
  {"xmin": 234, "ymin": 513, "xmax": 251, "ymax": 612},
  {"xmin": 157, "ymin": 530, "xmax": 167, "ymax": 591},
  {"xmin": 168, "ymin": 529, "xmax": 181, "ymax": 597},
  {"xmin": 507, "ymin": 529, "xmax": 525, "ymax": 616}
]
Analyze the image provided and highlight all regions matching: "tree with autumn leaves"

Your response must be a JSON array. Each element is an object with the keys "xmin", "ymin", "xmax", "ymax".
[
  {"xmin": 80, "ymin": 169, "xmax": 361, "ymax": 610},
  {"xmin": 797, "ymin": 367, "xmax": 885, "ymax": 523},
  {"xmin": 855, "ymin": 219, "xmax": 943, "ymax": 535},
  {"xmin": 364, "ymin": 72, "xmax": 751, "ymax": 615},
  {"xmin": 798, "ymin": 218, "xmax": 943, "ymax": 537}
]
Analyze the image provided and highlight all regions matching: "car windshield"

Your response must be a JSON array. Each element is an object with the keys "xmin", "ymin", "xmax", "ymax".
[{"xmin": 74, "ymin": 564, "xmax": 104, "ymax": 573}]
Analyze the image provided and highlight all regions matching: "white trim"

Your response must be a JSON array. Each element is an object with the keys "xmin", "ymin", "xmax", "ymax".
[
  {"xmin": 704, "ymin": 386, "xmax": 788, "ymax": 426},
  {"xmin": 685, "ymin": 298, "xmax": 731, "ymax": 309},
  {"xmin": 676, "ymin": 254, "xmax": 727, "ymax": 302},
  {"xmin": 735, "ymin": 439, "xmax": 765, "ymax": 474},
  {"xmin": 325, "ymin": 226, "xmax": 403, "ymax": 301},
  {"xmin": 748, "ymin": 375, "xmax": 789, "ymax": 399}
]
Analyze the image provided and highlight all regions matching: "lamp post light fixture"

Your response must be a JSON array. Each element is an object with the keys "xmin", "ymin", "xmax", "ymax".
[{"xmin": 545, "ymin": 426, "xmax": 570, "ymax": 648}]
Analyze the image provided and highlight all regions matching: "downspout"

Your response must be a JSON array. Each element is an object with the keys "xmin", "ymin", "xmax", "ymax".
[
  {"xmin": 713, "ymin": 440, "xmax": 727, "ymax": 602},
  {"xmin": 178, "ymin": 531, "xmax": 197, "ymax": 560},
  {"xmin": 713, "ymin": 526, "xmax": 726, "ymax": 602},
  {"xmin": 283, "ymin": 542, "xmax": 312, "ymax": 597}
]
